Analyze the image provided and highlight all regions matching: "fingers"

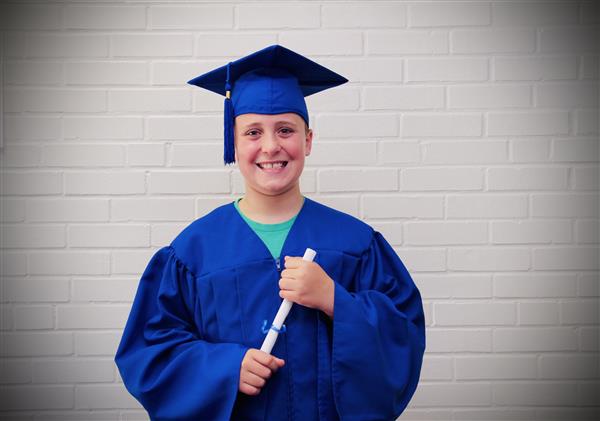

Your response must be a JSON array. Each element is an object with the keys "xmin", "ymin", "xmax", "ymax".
[
  {"xmin": 242, "ymin": 353, "xmax": 268, "ymax": 378},
  {"xmin": 243, "ymin": 371, "xmax": 266, "ymax": 388},
  {"xmin": 279, "ymin": 289, "xmax": 296, "ymax": 302},
  {"xmin": 239, "ymin": 382, "xmax": 260, "ymax": 396},
  {"xmin": 283, "ymin": 256, "xmax": 304, "ymax": 269},
  {"xmin": 239, "ymin": 349, "xmax": 285, "ymax": 396},
  {"xmin": 251, "ymin": 349, "xmax": 285, "ymax": 372},
  {"xmin": 278, "ymin": 276, "xmax": 295, "ymax": 291},
  {"xmin": 246, "ymin": 360, "xmax": 271, "ymax": 379},
  {"xmin": 270, "ymin": 356, "xmax": 285, "ymax": 370},
  {"xmin": 280, "ymin": 266, "xmax": 302, "ymax": 282}
]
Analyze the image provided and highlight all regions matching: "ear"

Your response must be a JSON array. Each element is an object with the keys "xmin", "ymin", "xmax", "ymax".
[{"xmin": 304, "ymin": 128, "xmax": 313, "ymax": 156}]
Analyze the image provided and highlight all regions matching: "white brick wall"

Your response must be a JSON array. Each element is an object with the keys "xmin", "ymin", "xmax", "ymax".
[{"xmin": 0, "ymin": 1, "xmax": 598, "ymax": 420}]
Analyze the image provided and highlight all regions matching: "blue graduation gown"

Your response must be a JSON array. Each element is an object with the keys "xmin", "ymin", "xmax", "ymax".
[{"xmin": 115, "ymin": 197, "xmax": 425, "ymax": 421}]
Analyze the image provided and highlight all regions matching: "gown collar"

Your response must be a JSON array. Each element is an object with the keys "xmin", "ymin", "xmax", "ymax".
[{"xmin": 228, "ymin": 196, "xmax": 313, "ymax": 263}]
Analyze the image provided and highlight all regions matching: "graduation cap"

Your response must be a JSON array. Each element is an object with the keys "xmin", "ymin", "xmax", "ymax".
[{"xmin": 187, "ymin": 44, "xmax": 348, "ymax": 165}]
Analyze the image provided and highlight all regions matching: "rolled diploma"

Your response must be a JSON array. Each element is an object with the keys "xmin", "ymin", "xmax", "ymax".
[{"xmin": 260, "ymin": 247, "xmax": 317, "ymax": 354}]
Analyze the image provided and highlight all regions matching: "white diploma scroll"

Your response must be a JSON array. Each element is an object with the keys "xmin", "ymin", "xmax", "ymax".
[{"xmin": 260, "ymin": 247, "xmax": 317, "ymax": 354}]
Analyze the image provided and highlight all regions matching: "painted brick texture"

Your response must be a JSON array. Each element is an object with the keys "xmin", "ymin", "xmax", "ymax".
[{"xmin": 0, "ymin": 1, "xmax": 598, "ymax": 420}]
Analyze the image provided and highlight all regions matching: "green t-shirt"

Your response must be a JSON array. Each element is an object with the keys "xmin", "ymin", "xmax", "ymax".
[{"xmin": 234, "ymin": 197, "xmax": 303, "ymax": 259}]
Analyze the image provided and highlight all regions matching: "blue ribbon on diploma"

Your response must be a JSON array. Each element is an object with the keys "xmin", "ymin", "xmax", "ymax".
[{"xmin": 262, "ymin": 319, "xmax": 286, "ymax": 334}]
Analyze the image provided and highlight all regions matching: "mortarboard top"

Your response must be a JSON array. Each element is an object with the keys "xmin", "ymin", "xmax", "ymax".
[{"xmin": 187, "ymin": 44, "xmax": 348, "ymax": 165}]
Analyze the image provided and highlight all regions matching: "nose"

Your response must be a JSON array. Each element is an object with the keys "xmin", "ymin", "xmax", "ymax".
[{"xmin": 261, "ymin": 131, "xmax": 281, "ymax": 154}]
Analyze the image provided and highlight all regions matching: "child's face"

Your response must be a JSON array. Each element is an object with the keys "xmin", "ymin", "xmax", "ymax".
[{"xmin": 234, "ymin": 112, "xmax": 312, "ymax": 198}]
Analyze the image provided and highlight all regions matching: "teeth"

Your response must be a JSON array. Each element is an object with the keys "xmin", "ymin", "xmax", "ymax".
[{"xmin": 258, "ymin": 161, "xmax": 286, "ymax": 169}]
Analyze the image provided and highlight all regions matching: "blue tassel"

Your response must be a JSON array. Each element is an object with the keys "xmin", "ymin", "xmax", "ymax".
[
  {"xmin": 223, "ymin": 62, "xmax": 235, "ymax": 165},
  {"xmin": 223, "ymin": 94, "xmax": 235, "ymax": 164}
]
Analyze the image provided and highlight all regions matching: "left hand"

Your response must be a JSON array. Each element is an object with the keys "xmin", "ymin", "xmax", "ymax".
[{"xmin": 278, "ymin": 256, "xmax": 335, "ymax": 318}]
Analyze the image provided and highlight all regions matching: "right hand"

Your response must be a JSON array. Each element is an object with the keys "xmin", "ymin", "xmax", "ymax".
[{"xmin": 239, "ymin": 348, "xmax": 285, "ymax": 396}]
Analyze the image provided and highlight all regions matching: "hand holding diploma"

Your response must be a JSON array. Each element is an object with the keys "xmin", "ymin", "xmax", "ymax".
[
  {"xmin": 259, "ymin": 249, "xmax": 318, "ymax": 355},
  {"xmin": 239, "ymin": 349, "xmax": 285, "ymax": 396},
  {"xmin": 279, "ymin": 253, "xmax": 335, "ymax": 318}
]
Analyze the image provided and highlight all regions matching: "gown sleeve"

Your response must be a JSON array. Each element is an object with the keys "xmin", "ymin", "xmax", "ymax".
[
  {"xmin": 114, "ymin": 246, "xmax": 248, "ymax": 421},
  {"xmin": 331, "ymin": 231, "xmax": 426, "ymax": 421}
]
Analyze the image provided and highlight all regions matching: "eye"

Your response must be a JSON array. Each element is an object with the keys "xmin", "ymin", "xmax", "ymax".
[
  {"xmin": 279, "ymin": 127, "xmax": 294, "ymax": 135},
  {"xmin": 245, "ymin": 129, "xmax": 260, "ymax": 137}
]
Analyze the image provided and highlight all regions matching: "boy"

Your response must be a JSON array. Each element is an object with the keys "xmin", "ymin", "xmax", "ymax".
[{"xmin": 115, "ymin": 45, "xmax": 425, "ymax": 421}]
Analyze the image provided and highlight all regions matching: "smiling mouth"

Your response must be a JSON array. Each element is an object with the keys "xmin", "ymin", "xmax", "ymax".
[{"xmin": 256, "ymin": 161, "xmax": 288, "ymax": 170}]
